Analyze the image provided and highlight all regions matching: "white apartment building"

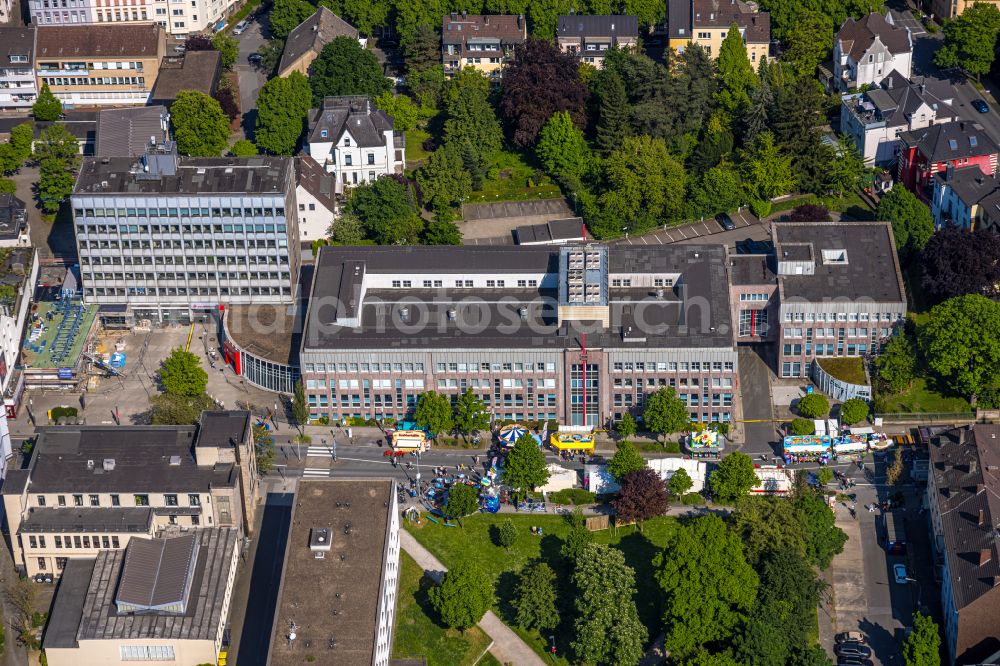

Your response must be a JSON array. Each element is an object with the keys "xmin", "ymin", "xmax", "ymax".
[
  {"xmin": 833, "ymin": 12, "xmax": 912, "ymax": 92},
  {"xmin": 0, "ymin": 240, "xmax": 37, "ymax": 480},
  {"xmin": 29, "ymin": 0, "xmax": 238, "ymax": 34},
  {"xmin": 306, "ymin": 96, "xmax": 405, "ymax": 193},
  {"xmin": 0, "ymin": 28, "xmax": 38, "ymax": 112}
]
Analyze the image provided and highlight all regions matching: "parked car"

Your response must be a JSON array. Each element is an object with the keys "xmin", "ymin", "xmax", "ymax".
[
  {"xmin": 835, "ymin": 631, "xmax": 866, "ymax": 644},
  {"xmin": 838, "ymin": 659, "xmax": 874, "ymax": 666},
  {"xmin": 973, "ymin": 99, "xmax": 990, "ymax": 114},
  {"xmin": 172, "ymin": 45, "xmax": 186, "ymax": 53},
  {"xmin": 835, "ymin": 642, "xmax": 873, "ymax": 659},
  {"xmin": 716, "ymin": 213, "xmax": 736, "ymax": 231},
  {"xmin": 248, "ymin": 53, "xmax": 263, "ymax": 64},
  {"xmin": 893, "ymin": 563, "xmax": 909, "ymax": 584},
  {"xmin": 233, "ymin": 19, "xmax": 249, "ymax": 34}
]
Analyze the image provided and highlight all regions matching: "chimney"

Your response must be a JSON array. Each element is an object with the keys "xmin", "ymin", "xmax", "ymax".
[
  {"xmin": 980, "ymin": 508, "xmax": 987, "ymax": 526},
  {"xmin": 920, "ymin": 83, "xmax": 926, "ymax": 95},
  {"xmin": 971, "ymin": 458, "xmax": 978, "ymax": 474},
  {"xmin": 980, "ymin": 548, "xmax": 992, "ymax": 566},
  {"xmin": 946, "ymin": 162, "xmax": 954, "ymax": 181}
]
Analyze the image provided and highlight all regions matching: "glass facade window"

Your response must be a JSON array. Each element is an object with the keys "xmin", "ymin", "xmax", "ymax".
[
  {"xmin": 570, "ymin": 363, "xmax": 599, "ymax": 427},
  {"xmin": 240, "ymin": 350, "xmax": 299, "ymax": 394}
]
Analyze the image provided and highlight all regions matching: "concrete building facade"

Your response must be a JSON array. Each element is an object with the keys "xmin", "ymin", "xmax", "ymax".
[
  {"xmin": 71, "ymin": 144, "xmax": 298, "ymax": 324},
  {"xmin": 0, "ymin": 28, "xmax": 38, "ymax": 112},
  {"xmin": 299, "ymin": 244, "xmax": 739, "ymax": 428},
  {"xmin": 1, "ymin": 411, "xmax": 259, "ymax": 578},
  {"xmin": 34, "ymin": 24, "xmax": 165, "ymax": 108}
]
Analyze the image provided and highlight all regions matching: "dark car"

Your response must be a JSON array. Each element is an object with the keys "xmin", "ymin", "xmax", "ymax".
[
  {"xmin": 973, "ymin": 99, "xmax": 990, "ymax": 113},
  {"xmin": 248, "ymin": 53, "xmax": 263, "ymax": 64},
  {"xmin": 835, "ymin": 642, "xmax": 873, "ymax": 659},
  {"xmin": 835, "ymin": 631, "xmax": 866, "ymax": 644},
  {"xmin": 716, "ymin": 213, "xmax": 736, "ymax": 231},
  {"xmin": 838, "ymin": 660, "xmax": 874, "ymax": 666}
]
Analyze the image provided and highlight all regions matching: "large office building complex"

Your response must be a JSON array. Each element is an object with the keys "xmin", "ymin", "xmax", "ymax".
[
  {"xmin": 299, "ymin": 244, "xmax": 739, "ymax": 427},
  {"xmin": 71, "ymin": 143, "xmax": 298, "ymax": 324}
]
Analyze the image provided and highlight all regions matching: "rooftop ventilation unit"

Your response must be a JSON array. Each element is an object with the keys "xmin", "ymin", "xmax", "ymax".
[
  {"xmin": 103, "ymin": 458, "xmax": 116, "ymax": 471},
  {"xmin": 310, "ymin": 527, "xmax": 332, "ymax": 559},
  {"xmin": 169, "ymin": 455, "xmax": 181, "ymax": 466}
]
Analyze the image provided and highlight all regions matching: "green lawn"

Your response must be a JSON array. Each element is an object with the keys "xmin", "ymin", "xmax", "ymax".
[
  {"xmin": 818, "ymin": 357, "xmax": 868, "ymax": 385},
  {"xmin": 876, "ymin": 377, "xmax": 972, "ymax": 414},
  {"xmin": 405, "ymin": 129, "xmax": 433, "ymax": 166},
  {"xmin": 392, "ymin": 551, "xmax": 493, "ymax": 666},
  {"xmin": 768, "ymin": 191, "xmax": 874, "ymax": 220},
  {"xmin": 405, "ymin": 513, "xmax": 678, "ymax": 662},
  {"xmin": 468, "ymin": 150, "xmax": 562, "ymax": 204}
]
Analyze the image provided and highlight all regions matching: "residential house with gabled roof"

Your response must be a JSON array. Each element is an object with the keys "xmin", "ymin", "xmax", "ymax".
[
  {"xmin": 278, "ymin": 7, "xmax": 361, "ymax": 78},
  {"xmin": 441, "ymin": 13, "xmax": 526, "ymax": 78},
  {"xmin": 833, "ymin": 12, "xmax": 912, "ymax": 92},
  {"xmin": 927, "ymin": 424, "xmax": 1000, "ymax": 665},
  {"xmin": 931, "ymin": 165, "xmax": 1000, "ymax": 230},
  {"xmin": 556, "ymin": 14, "xmax": 639, "ymax": 68},
  {"xmin": 294, "ymin": 156, "xmax": 339, "ymax": 241},
  {"xmin": 668, "ymin": 0, "xmax": 771, "ymax": 65},
  {"xmin": 897, "ymin": 120, "xmax": 999, "ymax": 197},
  {"xmin": 305, "ymin": 96, "xmax": 404, "ymax": 193},
  {"xmin": 840, "ymin": 71, "xmax": 955, "ymax": 165}
]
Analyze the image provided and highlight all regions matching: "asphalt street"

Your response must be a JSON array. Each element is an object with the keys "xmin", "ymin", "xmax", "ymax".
[{"xmin": 233, "ymin": 14, "xmax": 269, "ymax": 139}]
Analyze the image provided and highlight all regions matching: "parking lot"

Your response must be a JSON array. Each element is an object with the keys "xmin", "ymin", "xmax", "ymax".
[{"xmin": 613, "ymin": 209, "xmax": 763, "ymax": 247}]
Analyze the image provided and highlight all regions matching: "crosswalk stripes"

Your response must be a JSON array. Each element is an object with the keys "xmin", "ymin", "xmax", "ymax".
[
  {"xmin": 303, "ymin": 468, "xmax": 331, "ymax": 478},
  {"xmin": 306, "ymin": 446, "xmax": 334, "ymax": 457}
]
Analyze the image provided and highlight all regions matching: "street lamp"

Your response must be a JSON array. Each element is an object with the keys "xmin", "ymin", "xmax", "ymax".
[{"xmin": 622, "ymin": 226, "xmax": 629, "ymax": 239}]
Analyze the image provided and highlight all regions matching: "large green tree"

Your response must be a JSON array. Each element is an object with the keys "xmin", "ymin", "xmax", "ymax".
[
  {"xmin": 613, "ymin": 468, "xmax": 670, "ymax": 530},
  {"xmin": 292, "ymin": 379, "xmax": 309, "ymax": 430},
  {"xmin": 170, "ymin": 91, "xmax": 230, "ymax": 157},
  {"xmin": 797, "ymin": 392, "xmax": 830, "ymax": 418},
  {"xmin": 839, "ymin": 398, "xmax": 869, "ymax": 425},
  {"xmin": 608, "ymin": 441, "xmax": 646, "ymax": 481},
  {"xmin": 656, "ymin": 514, "xmax": 759, "ymax": 657},
  {"xmin": 717, "ymin": 23, "xmax": 755, "ymax": 111},
  {"xmin": 513, "ymin": 560, "xmax": 559, "ymax": 632},
  {"xmin": 669, "ymin": 468, "xmax": 694, "ymax": 498},
  {"xmin": 32, "ymin": 83, "xmax": 62, "ymax": 122},
  {"xmin": 571, "ymin": 543, "xmax": 648, "ymax": 666},
  {"xmin": 689, "ymin": 163, "xmax": 743, "ymax": 218},
  {"xmin": 597, "ymin": 135, "xmax": 686, "ymax": 235},
  {"xmin": 211, "ymin": 32, "xmax": 239, "ymax": 70},
  {"xmin": 784, "ymin": 11, "xmax": 833, "ymax": 77},
  {"xmin": 794, "ymin": 489, "xmax": 848, "ymax": 569},
  {"xmin": 270, "ymin": 0, "xmax": 315, "ymax": 38},
  {"xmin": 416, "ymin": 143, "xmax": 471, "ymax": 213},
  {"xmin": 920, "ymin": 294, "xmax": 1000, "ymax": 403},
  {"xmin": 731, "ymin": 495, "xmax": 808, "ymax": 565},
  {"xmin": 310, "ymin": 36, "xmax": 391, "ymax": 104},
  {"xmin": 403, "ymin": 22, "xmax": 442, "ymax": 77},
  {"xmin": 740, "ymin": 131, "xmax": 795, "ymax": 216},
  {"xmin": 429, "ymin": 561, "xmax": 494, "ymax": 631},
  {"xmin": 903, "ymin": 612, "xmax": 941, "ymax": 666},
  {"xmin": 34, "ymin": 125, "xmax": 80, "ymax": 165},
  {"xmin": 503, "ymin": 433, "xmax": 549, "ymax": 497},
  {"xmin": 643, "ymin": 387, "xmax": 689, "ymax": 441},
  {"xmin": 346, "ymin": 177, "xmax": 424, "ymax": 244},
  {"xmin": 453, "ymin": 389, "xmax": 489, "ymax": 440},
  {"xmin": 374, "ymin": 91, "xmax": 418, "ymax": 132},
  {"xmin": 255, "ymin": 72, "xmax": 312, "ymax": 156},
  {"xmin": 935, "ymin": 2, "xmax": 1000, "ymax": 79},
  {"xmin": 536, "ymin": 111, "xmax": 588, "ymax": 184},
  {"xmin": 711, "ymin": 452, "xmax": 761, "ymax": 502},
  {"xmin": 875, "ymin": 332, "xmax": 917, "ymax": 394},
  {"xmin": 37, "ymin": 158, "xmax": 75, "ymax": 214},
  {"xmin": 150, "ymin": 392, "xmax": 216, "ymax": 425},
  {"xmin": 561, "ymin": 508, "xmax": 593, "ymax": 562},
  {"xmin": 230, "ymin": 139, "xmax": 258, "ymax": 157},
  {"xmin": 158, "ymin": 348, "xmax": 209, "ymax": 396},
  {"xmin": 442, "ymin": 71, "xmax": 503, "ymax": 186},
  {"xmin": 413, "ymin": 390, "xmax": 454, "ymax": 435},
  {"xmin": 877, "ymin": 186, "xmax": 934, "ymax": 258},
  {"xmin": 444, "ymin": 483, "xmax": 479, "ymax": 525},
  {"xmin": 595, "ymin": 68, "xmax": 629, "ymax": 154}
]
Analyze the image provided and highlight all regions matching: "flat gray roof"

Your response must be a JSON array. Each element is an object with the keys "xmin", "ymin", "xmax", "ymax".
[
  {"xmin": 268, "ymin": 479, "xmax": 394, "ymax": 666},
  {"xmin": 21, "ymin": 507, "xmax": 153, "ymax": 534},
  {"xmin": 8, "ymin": 424, "xmax": 239, "ymax": 496},
  {"xmin": 775, "ymin": 222, "xmax": 906, "ymax": 304},
  {"xmin": 74, "ymin": 156, "xmax": 292, "ymax": 196},
  {"xmin": 44, "ymin": 558, "xmax": 97, "ymax": 649},
  {"xmin": 303, "ymin": 244, "xmax": 735, "ymax": 351}
]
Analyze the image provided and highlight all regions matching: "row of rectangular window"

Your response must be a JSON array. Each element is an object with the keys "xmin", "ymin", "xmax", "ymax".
[
  {"xmin": 42, "ymin": 76, "xmax": 145, "ymax": 86},
  {"xmin": 29, "ymin": 534, "xmax": 121, "ymax": 549},
  {"xmin": 303, "ymin": 362, "xmax": 426, "ymax": 374},
  {"xmin": 614, "ymin": 376, "xmax": 734, "ymax": 388},
  {"xmin": 784, "ymin": 343, "xmax": 870, "ymax": 356},
  {"xmin": 612, "ymin": 361, "xmax": 734, "ymax": 372},
  {"xmin": 783, "ymin": 312, "xmax": 902, "ymax": 322},
  {"xmin": 784, "ymin": 328, "xmax": 885, "ymax": 338},
  {"xmin": 84, "ymin": 254, "xmax": 289, "ymax": 265},
  {"xmin": 75, "ymin": 207, "xmax": 286, "ymax": 218},
  {"xmin": 37, "ymin": 493, "xmax": 201, "ymax": 507},
  {"xmin": 308, "ymin": 378, "xmax": 427, "ymax": 390},
  {"xmin": 739, "ymin": 293, "xmax": 769, "ymax": 302},
  {"xmin": 86, "ymin": 286, "xmax": 289, "ymax": 298},
  {"xmin": 614, "ymin": 393, "xmax": 733, "ymax": 407}
]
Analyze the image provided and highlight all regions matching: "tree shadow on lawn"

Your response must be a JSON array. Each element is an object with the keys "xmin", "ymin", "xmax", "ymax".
[
  {"xmin": 415, "ymin": 570, "xmax": 448, "ymax": 630},
  {"xmin": 613, "ymin": 529, "xmax": 666, "ymax": 635}
]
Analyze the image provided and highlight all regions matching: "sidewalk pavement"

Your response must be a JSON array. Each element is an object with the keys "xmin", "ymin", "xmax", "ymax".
[{"xmin": 399, "ymin": 530, "xmax": 546, "ymax": 666}]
